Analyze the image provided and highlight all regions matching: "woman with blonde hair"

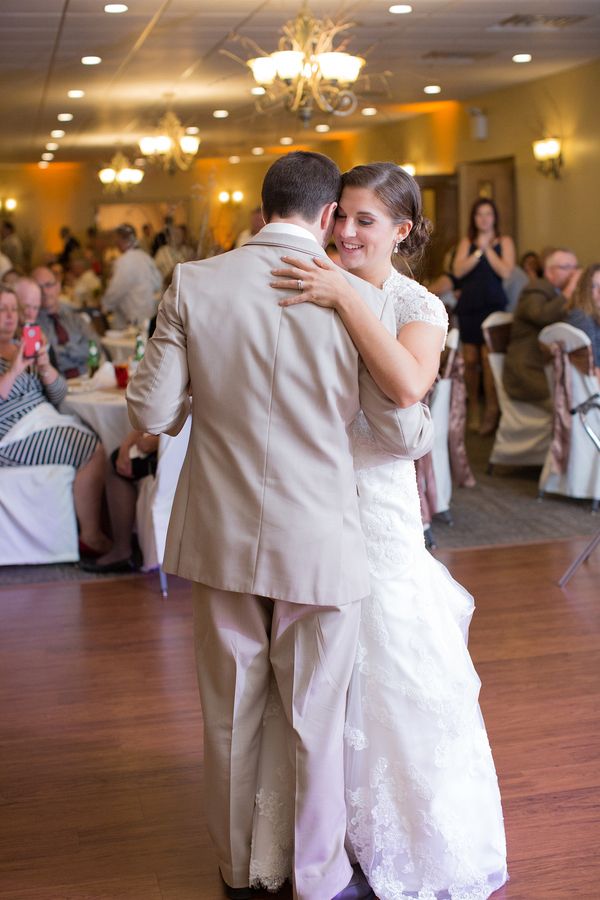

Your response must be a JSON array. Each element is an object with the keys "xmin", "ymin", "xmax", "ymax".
[{"xmin": 566, "ymin": 263, "xmax": 600, "ymax": 378}]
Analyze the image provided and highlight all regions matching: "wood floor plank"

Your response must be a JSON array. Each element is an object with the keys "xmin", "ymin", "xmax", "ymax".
[{"xmin": 1, "ymin": 539, "xmax": 599, "ymax": 898}]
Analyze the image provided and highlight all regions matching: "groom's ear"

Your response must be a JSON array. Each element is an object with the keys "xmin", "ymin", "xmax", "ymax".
[{"xmin": 320, "ymin": 201, "xmax": 338, "ymax": 234}]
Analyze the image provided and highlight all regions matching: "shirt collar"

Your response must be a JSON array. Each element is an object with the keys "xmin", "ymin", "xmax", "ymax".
[{"xmin": 259, "ymin": 222, "xmax": 320, "ymax": 245}]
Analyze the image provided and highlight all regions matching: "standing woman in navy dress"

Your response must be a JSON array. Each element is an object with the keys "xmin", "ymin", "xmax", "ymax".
[{"xmin": 453, "ymin": 198, "xmax": 515, "ymax": 434}]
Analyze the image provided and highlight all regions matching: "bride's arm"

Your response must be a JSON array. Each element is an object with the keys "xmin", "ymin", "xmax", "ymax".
[{"xmin": 271, "ymin": 256, "xmax": 445, "ymax": 407}]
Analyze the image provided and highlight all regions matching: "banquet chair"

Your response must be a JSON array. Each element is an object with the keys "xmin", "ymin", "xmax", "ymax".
[
  {"xmin": 135, "ymin": 415, "xmax": 191, "ymax": 596},
  {"xmin": 481, "ymin": 311, "xmax": 552, "ymax": 470},
  {"xmin": 538, "ymin": 322, "xmax": 600, "ymax": 510},
  {"xmin": 417, "ymin": 328, "xmax": 475, "ymax": 546},
  {"xmin": 0, "ymin": 465, "xmax": 78, "ymax": 565}
]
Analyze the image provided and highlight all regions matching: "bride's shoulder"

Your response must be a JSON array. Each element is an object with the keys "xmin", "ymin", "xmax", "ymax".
[{"xmin": 384, "ymin": 270, "xmax": 448, "ymax": 330}]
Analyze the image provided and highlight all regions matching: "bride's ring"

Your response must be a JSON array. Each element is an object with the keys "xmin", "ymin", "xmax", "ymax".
[{"xmin": 297, "ymin": 279, "xmax": 304, "ymax": 291}]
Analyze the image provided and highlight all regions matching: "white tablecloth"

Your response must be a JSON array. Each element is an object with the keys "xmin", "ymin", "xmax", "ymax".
[{"xmin": 62, "ymin": 387, "xmax": 131, "ymax": 452}]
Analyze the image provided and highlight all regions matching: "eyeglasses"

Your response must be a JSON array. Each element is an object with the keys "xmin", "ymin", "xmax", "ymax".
[
  {"xmin": 549, "ymin": 264, "xmax": 577, "ymax": 271},
  {"xmin": 38, "ymin": 281, "xmax": 58, "ymax": 289}
]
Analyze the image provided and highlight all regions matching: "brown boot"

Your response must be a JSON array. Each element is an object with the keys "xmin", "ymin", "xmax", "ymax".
[
  {"xmin": 479, "ymin": 345, "xmax": 500, "ymax": 436},
  {"xmin": 462, "ymin": 343, "xmax": 482, "ymax": 432}
]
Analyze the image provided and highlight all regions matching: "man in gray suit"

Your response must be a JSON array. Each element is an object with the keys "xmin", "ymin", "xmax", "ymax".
[{"xmin": 128, "ymin": 152, "xmax": 433, "ymax": 900}]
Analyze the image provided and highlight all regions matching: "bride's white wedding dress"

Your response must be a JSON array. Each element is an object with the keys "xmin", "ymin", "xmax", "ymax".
[{"xmin": 250, "ymin": 270, "xmax": 508, "ymax": 899}]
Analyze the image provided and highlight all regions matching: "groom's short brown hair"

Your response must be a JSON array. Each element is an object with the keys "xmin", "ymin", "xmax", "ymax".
[{"xmin": 262, "ymin": 151, "xmax": 341, "ymax": 223}]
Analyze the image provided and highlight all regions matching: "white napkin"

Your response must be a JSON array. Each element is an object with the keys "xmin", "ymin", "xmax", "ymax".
[{"xmin": 89, "ymin": 361, "xmax": 117, "ymax": 389}]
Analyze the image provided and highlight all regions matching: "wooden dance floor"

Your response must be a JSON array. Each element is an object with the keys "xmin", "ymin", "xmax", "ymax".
[{"xmin": 1, "ymin": 537, "xmax": 599, "ymax": 899}]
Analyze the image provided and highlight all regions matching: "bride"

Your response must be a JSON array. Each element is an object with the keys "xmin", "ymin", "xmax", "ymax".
[{"xmin": 250, "ymin": 163, "xmax": 508, "ymax": 900}]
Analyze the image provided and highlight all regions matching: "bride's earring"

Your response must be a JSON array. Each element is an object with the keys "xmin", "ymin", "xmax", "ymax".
[{"xmin": 394, "ymin": 238, "xmax": 402, "ymax": 254}]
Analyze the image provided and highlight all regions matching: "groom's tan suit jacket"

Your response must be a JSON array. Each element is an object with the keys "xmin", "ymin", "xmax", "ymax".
[{"xmin": 127, "ymin": 227, "xmax": 433, "ymax": 605}]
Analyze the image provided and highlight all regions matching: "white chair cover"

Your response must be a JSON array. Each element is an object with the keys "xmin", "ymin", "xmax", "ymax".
[
  {"xmin": 538, "ymin": 323, "xmax": 600, "ymax": 502},
  {"xmin": 135, "ymin": 416, "xmax": 191, "ymax": 573},
  {"xmin": 0, "ymin": 465, "xmax": 78, "ymax": 565},
  {"xmin": 481, "ymin": 312, "xmax": 552, "ymax": 467}
]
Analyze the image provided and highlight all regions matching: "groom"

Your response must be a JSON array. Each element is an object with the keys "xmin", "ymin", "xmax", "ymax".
[{"xmin": 127, "ymin": 151, "xmax": 433, "ymax": 900}]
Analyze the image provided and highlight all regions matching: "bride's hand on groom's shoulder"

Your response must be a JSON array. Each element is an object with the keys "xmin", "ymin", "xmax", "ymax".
[{"xmin": 271, "ymin": 255, "xmax": 347, "ymax": 309}]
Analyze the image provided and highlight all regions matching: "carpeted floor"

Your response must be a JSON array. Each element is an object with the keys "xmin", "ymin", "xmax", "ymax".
[
  {"xmin": 1, "ymin": 432, "xmax": 598, "ymax": 585},
  {"xmin": 430, "ymin": 432, "xmax": 599, "ymax": 550}
]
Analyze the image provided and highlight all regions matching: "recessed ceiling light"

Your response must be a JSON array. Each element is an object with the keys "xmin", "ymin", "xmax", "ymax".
[
  {"xmin": 512, "ymin": 53, "xmax": 532, "ymax": 63},
  {"xmin": 251, "ymin": 147, "xmax": 264, "ymax": 155},
  {"xmin": 46, "ymin": 142, "xmax": 59, "ymax": 151},
  {"xmin": 81, "ymin": 56, "xmax": 102, "ymax": 65},
  {"xmin": 251, "ymin": 86, "xmax": 266, "ymax": 96},
  {"xmin": 388, "ymin": 4, "xmax": 412, "ymax": 13},
  {"xmin": 185, "ymin": 126, "xmax": 200, "ymax": 135},
  {"xmin": 280, "ymin": 136, "xmax": 294, "ymax": 145},
  {"xmin": 213, "ymin": 109, "xmax": 229, "ymax": 118},
  {"xmin": 361, "ymin": 107, "xmax": 378, "ymax": 116},
  {"xmin": 104, "ymin": 3, "xmax": 128, "ymax": 12},
  {"xmin": 51, "ymin": 129, "xmax": 65, "ymax": 138},
  {"xmin": 41, "ymin": 152, "xmax": 54, "ymax": 161},
  {"xmin": 424, "ymin": 84, "xmax": 441, "ymax": 94},
  {"xmin": 68, "ymin": 89, "xmax": 85, "ymax": 99},
  {"xmin": 229, "ymin": 155, "xmax": 241, "ymax": 164},
  {"xmin": 57, "ymin": 113, "xmax": 73, "ymax": 122},
  {"xmin": 38, "ymin": 161, "xmax": 50, "ymax": 169},
  {"xmin": 315, "ymin": 124, "xmax": 330, "ymax": 133}
]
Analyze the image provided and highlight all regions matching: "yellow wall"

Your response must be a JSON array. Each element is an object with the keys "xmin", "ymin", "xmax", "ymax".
[
  {"xmin": 1, "ymin": 57, "xmax": 598, "ymax": 266},
  {"xmin": 337, "ymin": 59, "xmax": 600, "ymax": 264}
]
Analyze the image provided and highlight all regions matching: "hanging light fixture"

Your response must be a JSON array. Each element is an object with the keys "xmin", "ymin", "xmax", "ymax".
[
  {"xmin": 98, "ymin": 151, "xmax": 144, "ymax": 192},
  {"xmin": 224, "ymin": 4, "xmax": 370, "ymax": 125},
  {"xmin": 139, "ymin": 111, "xmax": 200, "ymax": 173}
]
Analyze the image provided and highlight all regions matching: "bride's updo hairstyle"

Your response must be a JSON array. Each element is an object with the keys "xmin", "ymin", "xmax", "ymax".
[{"xmin": 341, "ymin": 162, "xmax": 432, "ymax": 272}]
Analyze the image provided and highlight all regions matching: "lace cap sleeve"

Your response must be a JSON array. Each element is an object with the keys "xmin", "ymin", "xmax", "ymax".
[{"xmin": 384, "ymin": 270, "xmax": 448, "ymax": 341}]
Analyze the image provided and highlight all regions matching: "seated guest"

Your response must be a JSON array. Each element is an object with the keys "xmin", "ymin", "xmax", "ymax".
[
  {"xmin": 0, "ymin": 249, "xmax": 12, "ymax": 279},
  {"xmin": 58, "ymin": 226, "xmax": 81, "ymax": 268},
  {"xmin": 503, "ymin": 248, "xmax": 581, "ymax": 410},
  {"xmin": 65, "ymin": 253, "xmax": 102, "ymax": 308},
  {"xmin": 81, "ymin": 429, "xmax": 159, "ymax": 573},
  {"xmin": 102, "ymin": 223, "xmax": 162, "ymax": 328},
  {"xmin": 0, "ymin": 220, "xmax": 24, "ymax": 269},
  {"xmin": 154, "ymin": 225, "xmax": 191, "ymax": 283},
  {"xmin": 14, "ymin": 278, "xmax": 42, "ymax": 324},
  {"xmin": 520, "ymin": 251, "xmax": 543, "ymax": 281},
  {"xmin": 0, "ymin": 284, "xmax": 110, "ymax": 556},
  {"xmin": 32, "ymin": 265, "xmax": 95, "ymax": 379},
  {"xmin": 566, "ymin": 263, "xmax": 600, "ymax": 378},
  {"xmin": 1, "ymin": 269, "xmax": 21, "ymax": 287}
]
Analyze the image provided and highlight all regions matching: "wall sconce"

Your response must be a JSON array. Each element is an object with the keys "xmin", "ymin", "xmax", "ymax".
[
  {"xmin": 532, "ymin": 138, "xmax": 562, "ymax": 179},
  {"xmin": 400, "ymin": 163, "xmax": 416, "ymax": 177},
  {"xmin": 0, "ymin": 197, "xmax": 17, "ymax": 212},
  {"xmin": 469, "ymin": 107, "xmax": 488, "ymax": 141},
  {"xmin": 218, "ymin": 190, "xmax": 244, "ymax": 204}
]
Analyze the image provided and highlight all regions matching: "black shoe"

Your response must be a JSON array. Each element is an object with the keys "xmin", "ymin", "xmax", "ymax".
[
  {"xmin": 332, "ymin": 866, "xmax": 375, "ymax": 900},
  {"xmin": 220, "ymin": 874, "xmax": 258, "ymax": 900},
  {"xmin": 79, "ymin": 557, "xmax": 138, "ymax": 574}
]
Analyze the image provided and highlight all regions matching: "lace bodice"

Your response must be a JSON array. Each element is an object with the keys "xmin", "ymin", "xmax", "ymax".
[
  {"xmin": 383, "ymin": 268, "xmax": 448, "ymax": 338},
  {"xmin": 351, "ymin": 271, "xmax": 448, "ymax": 471}
]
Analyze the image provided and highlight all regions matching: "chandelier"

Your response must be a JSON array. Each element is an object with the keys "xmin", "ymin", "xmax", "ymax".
[
  {"xmin": 139, "ymin": 111, "xmax": 201, "ymax": 174},
  {"xmin": 226, "ymin": 4, "xmax": 367, "ymax": 124},
  {"xmin": 98, "ymin": 151, "xmax": 144, "ymax": 192}
]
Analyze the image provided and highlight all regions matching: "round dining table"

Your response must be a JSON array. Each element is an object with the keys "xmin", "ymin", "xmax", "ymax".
[{"xmin": 62, "ymin": 386, "xmax": 131, "ymax": 452}]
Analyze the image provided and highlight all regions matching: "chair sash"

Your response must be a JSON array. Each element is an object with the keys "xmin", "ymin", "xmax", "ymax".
[
  {"xmin": 449, "ymin": 354, "xmax": 476, "ymax": 487},
  {"xmin": 543, "ymin": 342, "xmax": 593, "ymax": 475},
  {"xmin": 415, "ymin": 449, "xmax": 437, "ymax": 526}
]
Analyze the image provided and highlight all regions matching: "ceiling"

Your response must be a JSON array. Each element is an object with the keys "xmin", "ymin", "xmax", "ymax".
[{"xmin": 1, "ymin": 0, "xmax": 599, "ymax": 166}]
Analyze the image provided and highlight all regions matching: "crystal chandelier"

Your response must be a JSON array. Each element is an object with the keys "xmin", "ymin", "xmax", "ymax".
[
  {"xmin": 227, "ymin": 4, "xmax": 367, "ymax": 124},
  {"xmin": 139, "ymin": 111, "xmax": 201, "ymax": 174},
  {"xmin": 98, "ymin": 151, "xmax": 144, "ymax": 192}
]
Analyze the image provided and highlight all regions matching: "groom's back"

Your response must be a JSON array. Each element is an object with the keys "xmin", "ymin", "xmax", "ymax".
[{"xmin": 163, "ymin": 235, "xmax": 378, "ymax": 605}]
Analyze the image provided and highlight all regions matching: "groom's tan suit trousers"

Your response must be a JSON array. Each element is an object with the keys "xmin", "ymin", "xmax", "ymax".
[{"xmin": 127, "ymin": 228, "xmax": 434, "ymax": 900}]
